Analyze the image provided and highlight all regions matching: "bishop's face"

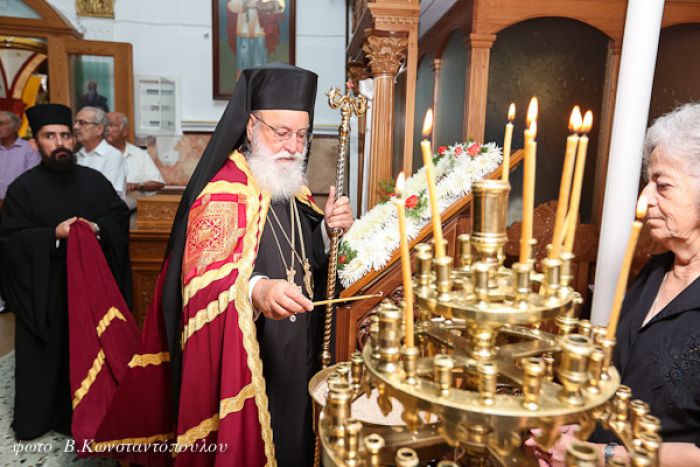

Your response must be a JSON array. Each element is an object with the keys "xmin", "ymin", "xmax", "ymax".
[
  {"xmin": 245, "ymin": 109, "xmax": 310, "ymax": 200},
  {"xmin": 246, "ymin": 109, "xmax": 310, "ymax": 161},
  {"xmin": 35, "ymin": 124, "xmax": 77, "ymax": 171}
]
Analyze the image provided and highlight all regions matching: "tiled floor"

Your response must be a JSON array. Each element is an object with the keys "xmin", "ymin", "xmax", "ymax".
[{"xmin": 0, "ymin": 313, "xmax": 115, "ymax": 465}]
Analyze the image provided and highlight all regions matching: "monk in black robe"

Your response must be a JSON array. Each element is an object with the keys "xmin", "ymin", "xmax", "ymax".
[{"xmin": 0, "ymin": 103, "xmax": 131, "ymax": 440}]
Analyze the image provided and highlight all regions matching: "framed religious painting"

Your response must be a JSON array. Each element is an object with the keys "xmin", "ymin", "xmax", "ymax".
[{"xmin": 212, "ymin": 0, "xmax": 296, "ymax": 99}]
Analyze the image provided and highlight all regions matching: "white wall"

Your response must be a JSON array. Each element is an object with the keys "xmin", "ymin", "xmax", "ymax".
[{"xmin": 45, "ymin": 0, "xmax": 346, "ymax": 131}]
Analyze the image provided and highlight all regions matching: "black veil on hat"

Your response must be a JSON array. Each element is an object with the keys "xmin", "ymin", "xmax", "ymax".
[
  {"xmin": 159, "ymin": 63, "xmax": 318, "ymax": 398},
  {"xmin": 26, "ymin": 103, "xmax": 73, "ymax": 136}
]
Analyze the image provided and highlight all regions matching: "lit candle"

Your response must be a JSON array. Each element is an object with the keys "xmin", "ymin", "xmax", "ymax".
[
  {"xmin": 520, "ymin": 97, "xmax": 538, "ymax": 264},
  {"xmin": 420, "ymin": 109, "xmax": 445, "ymax": 258},
  {"xmin": 502, "ymin": 103, "xmax": 515, "ymax": 183},
  {"xmin": 606, "ymin": 196, "xmax": 648, "ymax": 339},
  {"xmin": 550, "ymin": 106, "xmax": 582, "ymax": 258},
  {"xmin": 393, "ymin": 172, "xmax": 414, "ymax": 348},
  {"xmin": 564, "ymin": 110, "xmax": 593, "ymax": 252}
]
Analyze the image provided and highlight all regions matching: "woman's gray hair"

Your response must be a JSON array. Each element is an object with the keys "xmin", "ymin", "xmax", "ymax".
[{"xmin": 642, "ymin": 102, "xmax": 700, "ymax": 179}]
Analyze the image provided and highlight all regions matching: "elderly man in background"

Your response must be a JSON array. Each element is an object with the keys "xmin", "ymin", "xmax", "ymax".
[
  {"xmin": 74, "ymin": 106, "xmax": 126, "ymax": 198},
  {"xmin": 0, "ymin": 110, "xmax": 40, "ymax": 208},
  {"xmin": 0, "ymin": 110, "xmax": 40, "ymax": 312},
  {"xmin": 106, "ymin": 111, "xmax": 165, "ymax": 211}
]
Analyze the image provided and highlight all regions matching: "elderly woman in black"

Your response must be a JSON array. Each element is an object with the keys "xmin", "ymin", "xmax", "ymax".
[{"xmin": 529, "ymin": 103, "xmax": 700, "ymax": 466}]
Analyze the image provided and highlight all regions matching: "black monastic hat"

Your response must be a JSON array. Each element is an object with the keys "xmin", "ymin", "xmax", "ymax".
[
  {"xmin": 159, "ymin": 64, "xmax": 318, "ymax": 399},
  {"xmin": 26, "ymin": 103, "xmax": 73, "ymax": 136}
]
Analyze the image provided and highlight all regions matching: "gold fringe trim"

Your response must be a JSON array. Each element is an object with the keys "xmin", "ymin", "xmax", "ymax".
[
  {"xmin": 128, "ymin": 352, "xmax": 170, "ymax": 368},
  {"xmin": 90, "ymin": 432, "xmax": 173, "ymax": 452},
  {"xmin": 234, "ymin": 190, "xmax": 277, "ymax": 467},
  {"xmin": 72, "ymin": 349, "xmax": 106, "ymax": 409},
  {"xmin": 181, "ymin": 283, "xmax": 236, "ymax": 347},
  {"xmin": 174, "ymin": 382, "xmax": 256, "ymax": 449},
  {"xmin": 220, "ymin": 382, "xmax": 255, "ymax": 418},
  {"xmin": 96, "ymin": 306, "xmax": 127, "ymax": 337},
  {"xmin": 182, "ymin": 262, "xmax": 236, "ymax": 309}
]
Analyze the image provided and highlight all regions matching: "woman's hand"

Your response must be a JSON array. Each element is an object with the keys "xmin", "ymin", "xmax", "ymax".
[{"xmin": 524, "ymin": 426, "xmax": 598, "ymax": 467}]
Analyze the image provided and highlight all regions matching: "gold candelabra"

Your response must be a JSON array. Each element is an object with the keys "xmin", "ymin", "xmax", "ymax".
[{"xmin": 309, "ymin": 179, "xmax": 660, "ymax": 467}]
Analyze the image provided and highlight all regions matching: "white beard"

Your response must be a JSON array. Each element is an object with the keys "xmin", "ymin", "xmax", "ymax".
[{"xmin": 246, "ymin": 132, "xmax": 308, "ymax": 202}]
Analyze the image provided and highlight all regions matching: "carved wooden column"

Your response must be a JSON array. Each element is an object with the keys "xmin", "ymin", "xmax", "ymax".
[
  {"xmin": 431, "ymin": 58, "xmax": 442, "ymax": 142},
  {"xmin": 591, "ymin": 40, "xmax": 622, "ymax": 226},
  {"xmin": 363, "ymin": 33, "xmax": 407, "ymax": 207},
  {"xmin": 463, "ymin": 33, "xmax": 496, "ymax": 142}
]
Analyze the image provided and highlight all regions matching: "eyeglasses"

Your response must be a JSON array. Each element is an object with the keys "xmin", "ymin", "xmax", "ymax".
[
  {"xmin": 252, "ymin": 114, "xmax": 312, "ymax": 143},
  {"xmin": 74, "ymin": 119, "xmax": 101, "ymax": 127}
]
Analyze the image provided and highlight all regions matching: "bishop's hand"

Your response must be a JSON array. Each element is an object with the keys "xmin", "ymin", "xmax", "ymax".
[
  {"xmin": 252, "ymin": 278, "xmax": 314, "ymax": 320},
  {"xmin": 324, "ymin": 185, "xmax": 354, "ymax": 236}
]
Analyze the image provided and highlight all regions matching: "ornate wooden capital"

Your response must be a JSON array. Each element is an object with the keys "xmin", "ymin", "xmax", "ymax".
[
  {"xmin": 363, "ymin": 34, "xmax": 408, "ymax": 77},
  {"xmin": 432, "ymin": 57, "xmax": 443, "ymax": 72},
  {"xmin": 468, "ymin": 33, "xmax": 497, "ymax": 49}
]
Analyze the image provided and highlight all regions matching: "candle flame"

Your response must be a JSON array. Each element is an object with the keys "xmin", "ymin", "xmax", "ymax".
[
  {"xmin": 529, "ymin": 121, "xmax": 537, "ymax": 139},
  {"xmin": 422, "ymin": 109, "xmax": 434, "ymax": 138},
  {"xmin": 569, "ymin": 106, "xmax": 583, "ymax": 132},
  {"xmin": 395, "ymin": 171, "xmax": 405, "ymax": 196},
  {"xmin": 508, "ymin": 103, "xmax": 516, "ymax": 122},
  {"xmin": 582, "ymin": 110, "xmax": 593, "ymax": 133},
  {"xmin": 636, "ymin": 195, "xmax": 648, "ymax": 220},
  {"xmin": 526, "ymin": 97, "xmax": 539, "ymax": 126}
]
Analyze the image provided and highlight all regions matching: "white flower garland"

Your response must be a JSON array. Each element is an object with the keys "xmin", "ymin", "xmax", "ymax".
[{"xmin": 338, "ymin": 141, "xmax": 503, "ymax": 287}]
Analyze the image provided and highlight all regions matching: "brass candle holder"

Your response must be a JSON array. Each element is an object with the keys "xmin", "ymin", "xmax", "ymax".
[{"xmin": 310, "ymin": 179, "xmax": 660, "ymax": 467}]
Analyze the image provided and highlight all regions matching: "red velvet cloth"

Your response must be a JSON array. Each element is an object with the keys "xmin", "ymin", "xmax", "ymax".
[{"xmin": 66, "ymin": 222, "xmax": 139, "ymax": 447}]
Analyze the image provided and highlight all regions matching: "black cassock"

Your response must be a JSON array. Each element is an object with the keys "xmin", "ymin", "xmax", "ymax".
[
  {"xmin": 254, "ymin": 198, "xmax": 328, "ymax": 467},
  {"xmin": 0, "ymin": 163, "xmax": 131, "ymax": 440}
]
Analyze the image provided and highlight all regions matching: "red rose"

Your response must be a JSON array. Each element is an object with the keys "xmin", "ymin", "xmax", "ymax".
[
  {"xmin": 339, "ymin": 254, "xmax": 347, "ymax": 264},
  {"xmin": 454, "ymin": 146, "xmax": 463, "ymax": 155},
  {"xmin": 405, "ymin": 195, "xmax": 419, "ymax": 209},
  {"xmin": 467, "ymin": 142, "xmax": 481, "ymax": 156},
  {"xmin": 438, "ymin": 145, "xmax": 448, "ymax": 155}
]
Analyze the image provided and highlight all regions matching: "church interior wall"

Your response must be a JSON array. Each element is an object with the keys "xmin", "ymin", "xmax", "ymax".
[
  {"xmin": 412, "ymin": 53, "xmax": 435, "ymax": 173},
  {"xmin": 38, "ymin": 0, "xmax": 346, "ymax": 192},
  {"xmin": 392, "ymin": 67, "xmax": 407, "ymax": 181},
  {"xmin": 434, "ymin": 30, "xmax": 467, "ymax": 152},
  {"xmin": 44, "ymin": 0, "xmax": 346, "ymax": 128},
  {"xmin": 483, "ymin": 17, "xmax": 608, "ymax": 225},
  {"xmin": 649, "ymin": 23, "xmax": 700, "ymax": 124}
]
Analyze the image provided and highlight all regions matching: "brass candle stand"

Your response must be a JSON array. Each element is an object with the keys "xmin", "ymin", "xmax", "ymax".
[{"xmin": 309, "ymin": 180, "xmax": 660, "ymax": 466}]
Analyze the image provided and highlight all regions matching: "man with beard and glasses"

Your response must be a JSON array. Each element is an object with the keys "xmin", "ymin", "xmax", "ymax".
[
  {"xmin": 0, "ymin": 103, "xmax": 131, "ymax": 440},
  {"xmin": 91, "ymin": 64, "xmax": 354, "ymax": 466}
]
